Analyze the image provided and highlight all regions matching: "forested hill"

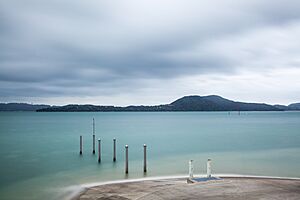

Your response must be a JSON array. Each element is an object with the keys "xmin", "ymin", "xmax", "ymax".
[
  {"xmin": 36, "ymin": 95, "xmax": 286, "ymax": 112},
  {"xmin": 0, "ymin": 103, "xmax": 50, "ymax": 111}
]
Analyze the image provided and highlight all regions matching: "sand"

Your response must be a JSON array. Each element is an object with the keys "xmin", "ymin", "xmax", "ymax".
[{"xmin": 74, "ymin": 176, "xmax": 300, "ymax": 200}]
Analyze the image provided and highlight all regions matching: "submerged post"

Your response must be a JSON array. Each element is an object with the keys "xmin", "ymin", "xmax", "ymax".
[
  {"xmin": 113, "ymin": 138, "xmax": 116, "ymax": 162},
  {"xmin": 79, "ymin": 135, "xmax": 83, "ymax": 155},
  {"xmin": 98, "ymin": 139, "xmax": 101, "ymax": 163},
  {"xmin": 189, "ymin": 160, "xmax": 194, "ymax": 179},
  {"xmin": 143, "ymin": 144, "xmax": 147, "ymax": 173},
  {"xmin": 92, "ymin": 118, "xmax": 95, "ymax": 154},
  {"xmin": 125, "ymin": 145, "xmax": 128, "ymax": 174},
  {"xmin": 207, "ymin": 159, "xmax": 212, "ymax": 178}
]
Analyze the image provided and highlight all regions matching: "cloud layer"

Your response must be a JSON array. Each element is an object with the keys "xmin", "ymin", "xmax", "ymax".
[{"xmin": 1, "ymin": 0, "xmax": 300, "ymax": 105}]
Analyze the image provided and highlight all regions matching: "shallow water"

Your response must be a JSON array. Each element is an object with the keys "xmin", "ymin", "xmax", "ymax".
[{"xmin": 0, "ymin": 111, "xmax": 299, "ymax": 199}]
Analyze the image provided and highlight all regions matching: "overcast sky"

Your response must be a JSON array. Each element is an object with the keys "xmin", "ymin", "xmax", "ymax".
[{"xmin": 1, "ymin": 0, "xmax": 300, "ymax": 106}]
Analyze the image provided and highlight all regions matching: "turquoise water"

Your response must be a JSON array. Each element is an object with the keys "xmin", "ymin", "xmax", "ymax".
[{"xmin": 0, "ymin": 111, "xmax": 300, "ymax": 199}]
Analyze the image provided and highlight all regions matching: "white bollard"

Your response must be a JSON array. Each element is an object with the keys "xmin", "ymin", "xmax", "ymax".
[
  {"xmin": 207, "ymin": 159, "xmax": 212, "ymax": 178},
  {"xmin": 189, "ymin": 160, "xmax": 194, "ymax": 179}
]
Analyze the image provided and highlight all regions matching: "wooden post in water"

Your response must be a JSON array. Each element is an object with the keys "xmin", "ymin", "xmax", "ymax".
[
  {"xmin": 92, "ymin": 118, "xmax": 95, "ymax": 154},
  {"xmin": 92, "ymin": 135, "xmax": 95, "ymax": 154},
  {"xmin": 125, "ymin": 145, "xmax": 128, "ymax": 174},
  {"xmin": 79, "ymin": 135, "xmax": 83, "ymax": 155},
  {"xmin": 113, "ymin": 138, "xmax": 116, "ymax": 162},
  {"xmin": 98, "ymin": 139, "xmax": 101, "ymax": 163},
  {"xmin": 143, "ymin": 144, "xmax": 147, "ymax": 173}
]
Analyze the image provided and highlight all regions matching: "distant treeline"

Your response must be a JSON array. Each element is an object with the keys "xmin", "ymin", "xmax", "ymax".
[
  {"xmin": 0, "ymin": 103, "xmax": 50, "ymax": 111},
  {"xmin": 1, "ymin": 95, "xmax": 299, "ymax": 112},
  {"xmin": 36, "ymin": 95, "xmax": 300, "ymax": 112}
]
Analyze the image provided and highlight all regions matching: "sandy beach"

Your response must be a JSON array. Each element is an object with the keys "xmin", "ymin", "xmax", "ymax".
[{"xmin": 74, "ymin": 176, "xmax": 300, "ymax": 200}]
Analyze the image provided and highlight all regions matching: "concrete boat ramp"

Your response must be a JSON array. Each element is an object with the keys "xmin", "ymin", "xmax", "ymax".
[{"xmin": 76, "ymin": 176, "xmax": 300, "ymax": 200}]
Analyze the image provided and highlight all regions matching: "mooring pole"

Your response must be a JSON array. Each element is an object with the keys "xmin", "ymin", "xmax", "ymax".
[
  {"xmin": 143, "ymin": 144, "xmax": 147, "ymax": 173},
  {"xmin": 92, "ymin": 135, "xmax": 95, "ymax": 154},
  {"xmin": 207, "ymin": 159, "xmax": 212, "ymax": 178},
  {"xmin": 98, "ymin": 139, "xmax": 101, "ymax": 163},
  {"xmin": 189, "ymin": 160, "xmax": 194, "ymax": 179},
  {"xmin": 125, "ymin": 145, "xmax": 128, "ymax": 174},
  {"xmin": 113, "ymin": 138, "xmax": 116, "ymax": 162},
  {"xmin": 93, "ymin": 118, "xmax": 95, "ymax": 134},
  {"xmin": 79, "ymin": 135, "xmax": 82, "ymax": 155},
  {"xmin": 92, "ymin": 118, "xmax": 95, "ymax": 154}
]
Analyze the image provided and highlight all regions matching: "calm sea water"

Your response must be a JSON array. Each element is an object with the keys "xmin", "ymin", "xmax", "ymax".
[{"xmin": 0, "ymin": 111, "xmax": 300, "ymax": 199}]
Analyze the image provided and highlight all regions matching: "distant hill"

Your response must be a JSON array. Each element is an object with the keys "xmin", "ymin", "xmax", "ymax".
[
  {"xmin": 2, "ymin": 95, "xmax": 298, "ymax": 112},
  {"xmin": 288, "ymin": 103, "xmax": 300, "ymax": 110},
  {"xmin": 0, "ymin": 103, "xmax": 50, "ymax": 111},
  {"xmin": 274, "ymin": 104, "xmax": 289, "ymax": 110},
  {"xmin": 274, "ymin": 103, "xmax": 300, "ymax": 111},
  {"xmin": 169, "ymin": 95, "xmax": 280, "ymax": 111},
  {"xmin": 36, "ymin": 95, "xmax": 286, "ymax": 112}
]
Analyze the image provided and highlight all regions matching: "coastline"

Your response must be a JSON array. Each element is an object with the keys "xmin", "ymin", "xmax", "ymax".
[{"xmin": 69, "ymin": 174, "xmax": 300, "ymax": 200}]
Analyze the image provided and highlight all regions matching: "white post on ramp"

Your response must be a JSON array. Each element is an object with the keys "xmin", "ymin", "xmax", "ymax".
[
  {"xmin": 189, "ymin": 160, "xmax": 194, "ymax": 179},
  {"xmin": 207, "ymin": 159, "xmax": 212, "ymax": 178}
]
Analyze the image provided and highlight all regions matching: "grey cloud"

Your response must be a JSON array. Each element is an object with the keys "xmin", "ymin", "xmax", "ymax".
[{"xmin": 1, "ymin": 0, "xmax": 300, "ymax": 101}]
